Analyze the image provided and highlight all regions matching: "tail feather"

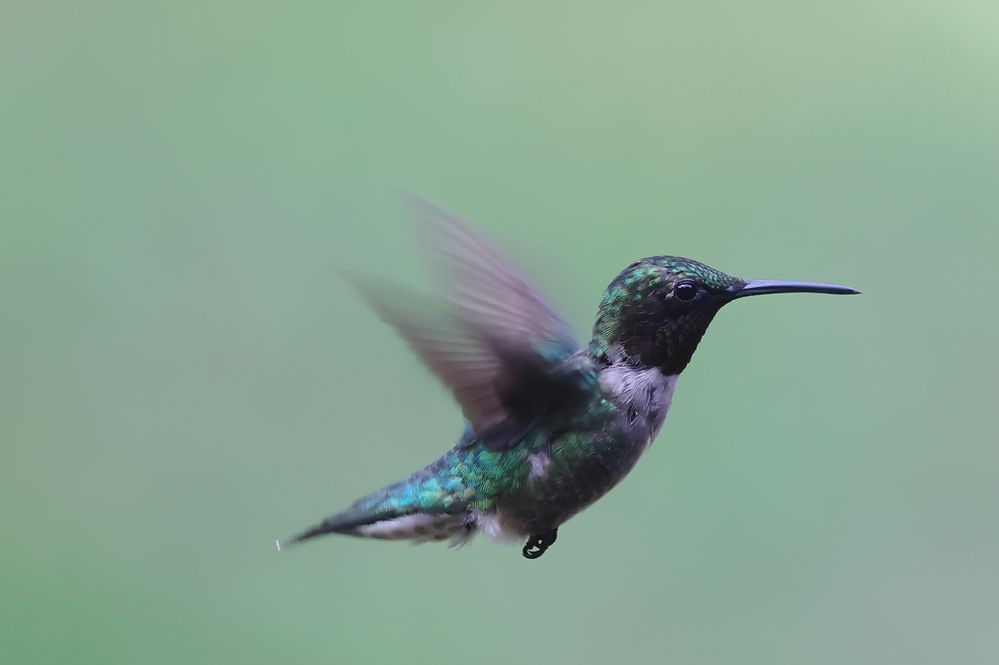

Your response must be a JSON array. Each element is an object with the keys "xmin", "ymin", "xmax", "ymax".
[
  {"xmin": 279, "ymin": 470, "xmax": 476, "ymax": 549},
  {"xmin": 279, "ymin": 507, "xmax": 395, "ymax": 548}
]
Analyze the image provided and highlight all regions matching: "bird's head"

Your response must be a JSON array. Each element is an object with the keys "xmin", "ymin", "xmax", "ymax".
[{"xmin": 589, "ymin": 256, "xmax": 858, "ymax": 374}]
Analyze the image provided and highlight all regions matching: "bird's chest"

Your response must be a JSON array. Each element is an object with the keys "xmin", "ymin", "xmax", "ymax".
[
  {"xmin": 598, "ymin": 365, "xmax": 678, "ymax": 448},
  {"xmin": 499, "ymin": 366, "xmax": 679, "ymax": 532}
]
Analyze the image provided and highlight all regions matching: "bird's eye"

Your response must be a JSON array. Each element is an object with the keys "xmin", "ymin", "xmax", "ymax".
[{"xmin": 674, "ymin": 281, "xmax": 698, "ymax": 302}]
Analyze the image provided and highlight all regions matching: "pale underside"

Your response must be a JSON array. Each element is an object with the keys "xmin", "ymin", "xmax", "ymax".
[{"xmin": 356, "ymin": 365, "xmax": 679, "ymax": 545}]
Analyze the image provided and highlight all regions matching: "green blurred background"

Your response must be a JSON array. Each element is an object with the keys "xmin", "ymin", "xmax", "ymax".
[{"xmin": 3, "ymin": 2, "xmax": 998, "ymax": 664}]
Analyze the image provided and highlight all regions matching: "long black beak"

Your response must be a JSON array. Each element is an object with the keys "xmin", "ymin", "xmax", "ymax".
[{"xmin": 730, "ymin": 279, "xmax": 860, "ymax": 299}]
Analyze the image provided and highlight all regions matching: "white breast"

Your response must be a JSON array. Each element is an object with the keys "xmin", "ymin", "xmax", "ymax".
[{"xmin": 598, "ymin": 364, "xmax": 679, "ymax": 444}]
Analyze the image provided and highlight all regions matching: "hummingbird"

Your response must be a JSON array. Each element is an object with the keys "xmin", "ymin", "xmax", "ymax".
[{"xmin": 280, "ymin": 197, "xmax": 858, "ymax": 559}]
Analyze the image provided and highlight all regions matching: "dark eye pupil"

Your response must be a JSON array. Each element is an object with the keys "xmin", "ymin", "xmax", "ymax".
[{"xmin": 675, "ymin": 282, "xmax": 697, "ymax": 301}]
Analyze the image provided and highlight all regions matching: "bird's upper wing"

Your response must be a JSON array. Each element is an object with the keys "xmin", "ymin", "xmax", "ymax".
[{"xmin": 351, "ymin": 196, "xmax": 599, "ymax": 450}]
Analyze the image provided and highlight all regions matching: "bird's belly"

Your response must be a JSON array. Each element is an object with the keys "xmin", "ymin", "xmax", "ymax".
[
  {"xmin": 496, "ymin": 370, "xmax": 677, "ymax": 533},
  {"xmin": 488, "ymin": 428, "xmax": 652, "ymax": 536}
]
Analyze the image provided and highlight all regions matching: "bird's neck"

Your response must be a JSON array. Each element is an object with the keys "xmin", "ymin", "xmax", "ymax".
[
  {"xmin": 588, "ymin": 327, "xmax": 705, "ymax": 376},
  {"xmin": 589, "ymin": 300, "xmax": 721, "ymax": 375}
]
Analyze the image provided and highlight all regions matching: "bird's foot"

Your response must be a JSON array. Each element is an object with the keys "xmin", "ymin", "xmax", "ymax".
[{"xmin": 522, "ymin": 529, "xmax": 558, "ymax": 559}]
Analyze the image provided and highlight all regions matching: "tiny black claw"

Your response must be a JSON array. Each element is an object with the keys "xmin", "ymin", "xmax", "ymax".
[{"xmin": 522, "ymin": 529, "xmax": 558, "ymax": 560}]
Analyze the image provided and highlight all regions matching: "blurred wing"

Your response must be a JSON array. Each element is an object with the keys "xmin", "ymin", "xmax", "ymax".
[
  {"xmin": 407, "ymin": 195, "xmax": 578, "ymax": 363},
  {"xmin": 352, "ymin": 196, "xmax": 597, "ymax": 449}
]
